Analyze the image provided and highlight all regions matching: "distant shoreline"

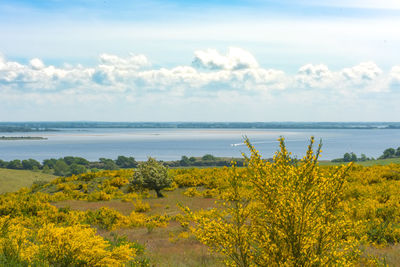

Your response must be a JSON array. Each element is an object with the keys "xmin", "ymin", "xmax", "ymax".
[
  {"xmin": 1, "ymin": 122, "xmax": 400, "ymax": 131},
  {"xmin": 0, "ymin": 136, "xmax": 48, "ymax": 141}
]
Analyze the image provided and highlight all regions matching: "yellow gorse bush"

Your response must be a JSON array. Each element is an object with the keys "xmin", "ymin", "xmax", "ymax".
[
  {"xmin": 37, "ymin": 223, "xmax": 135, "ymax": 266},
  {"xmin": 185, "ymin": 137, "xmax": 360, "ymax": 266},
  {"xmin": 0, "ymin": 216, "xmax": 38, "ymax": 263},
  {"xmin": 0, "ymin": 217, "xmax": 136, "ymax": 266}
]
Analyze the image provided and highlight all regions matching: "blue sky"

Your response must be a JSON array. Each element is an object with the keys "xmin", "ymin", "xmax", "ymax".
[{"xmin": 1, "ymin": 0, "xmax": 400, "ymax": 121}]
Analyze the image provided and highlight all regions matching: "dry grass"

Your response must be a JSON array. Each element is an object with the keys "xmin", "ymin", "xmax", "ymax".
[
  {"xmin": 104, "ymin": 224, "xmax": 224, "ymax": 267},
  {"xmin": 53, "ymin": 199, "xmax": 136, "ymax": 215},
  {"xmin": 53, "ymin": 188, "xmax": 222, "ymax": 267},
  {"xmin": 54, "ymin": 188, "xmax": 215, "ymax": 216},
  {"xmin": 361, "ymin": 244, "xmax": 400, "ymax": 266},
  {"xmin": 54, "ymin": 188, "xmax": 400, "ymax": 266}
]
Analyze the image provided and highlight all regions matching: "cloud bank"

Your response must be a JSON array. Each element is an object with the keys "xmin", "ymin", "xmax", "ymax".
[
  {"xmin": 0, "ymin": 47, "xmax": 399, "ymax": 121},
  {"xmin": 1, "ymin": 47, "xmax": 395, "ymax": 95}
]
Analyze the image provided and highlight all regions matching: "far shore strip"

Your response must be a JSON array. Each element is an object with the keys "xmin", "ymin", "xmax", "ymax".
[{"xmin": 0, "ymin": 136, "xmax": 48, "ymax": 140}]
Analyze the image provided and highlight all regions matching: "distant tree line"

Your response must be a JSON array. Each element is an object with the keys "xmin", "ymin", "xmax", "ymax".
[
  {"xmin": 0, "ymin": 154, "xmax": 246, "ymax": 176},
  {"xmin": 379, "ymin": 147, "xmax": 400, "ymax": 159},
  {"xmin": 0, "ymin": 156, "xmax": 138, "ymax": 176},
  {"xmin": 332, "ymin": 146, "xmax": 400, "ymax": 163},
  {"xmin": 331, "ymin": 153, "xmax": 373, "ymax": 163}
]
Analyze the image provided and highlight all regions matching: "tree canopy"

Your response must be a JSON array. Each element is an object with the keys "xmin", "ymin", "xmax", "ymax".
[{"xmin": 131, "ymin": 157, "xmax": 172, "ymax": 198}]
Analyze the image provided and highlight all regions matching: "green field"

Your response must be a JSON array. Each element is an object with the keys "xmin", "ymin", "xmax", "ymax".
[
  {"xmin": 319, "ymin": 157, "xmax": 400, "ymax": 167},
  {"xmin": 355, "ymin": 157, "xmax": 400, "ymax": 166},
  {"xmin": 0, "ymin": 168, "xmax": 55, "ymax": 194}
]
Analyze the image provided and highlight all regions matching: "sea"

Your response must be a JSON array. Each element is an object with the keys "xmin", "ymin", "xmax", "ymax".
[{"xmin": 1, "ymin": 128, "xmax": 400, "ymax": 161}]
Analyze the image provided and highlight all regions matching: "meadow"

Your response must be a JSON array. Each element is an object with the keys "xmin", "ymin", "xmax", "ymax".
[
  {"xmin": 320, "ymin": 157, "xmax": 400, "ymax": 167},
  {"xmin": 1, "ymin": 140, "xmax": 400, "ymax": 266},
  {"xmin": 0, "ymin": 168, "xmax": 55, "ymax": 194}
]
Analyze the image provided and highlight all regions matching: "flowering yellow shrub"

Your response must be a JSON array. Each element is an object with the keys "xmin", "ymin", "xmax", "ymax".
[
  {"xmin": 0, "ymin": 216, "xmax": 38, "ymax": 263},
  {"xmin": 128, "ymin": 211, "xmax": 147, "ymax": 227},
  {"xmin": 85, "ymin": 207, "xmax": 130, "ymax": 230},
  {"xmin": 171, "ymin": 167, "xmax": 230, "ymax": 189},
  {"xmin": 184, "ymin": 187, "xmax": 201, "ymax": 197},
  {"xmin": 341, "ymin": 164, "xmax": 400, "ymax": 245},
  {"xmin": 201, "ymin": 188, "xmax": 219, "ymax": 198},
  {"xmin": 77, "ymin": 169, "xmax": 134, "ymax": 182},
  {"xmin": 0, "ymin": 217, "xmax": 136, "ymax": 266},
  {"xmin": 185, "ymin": 137, "xmax": 360, "ymax": 266},
  {"xmin": 145, "ymin": 214, "xmax": 171, "ymax": 233},
  {"xmin": 164, "ymin": 181, "xmax": 179, "ymax": 191},
  {"xmin": 109, "ymin": 176, "xmax": 130, "ymax": 188},
  {"xmin": 133, "ymin": 200, "xmax": 151, "ymax": 213},
  {"xmin": 87, "ymin": 191, "xmax": 112, "ymax": 201},
  {"xmin": 39, "ymin": 169, "xmax": 135, "ymax": 201},
  {"xmin": 121, "ymin": 192, "xmax": 139, "ymax": 202},
  {"xmin": 37, "ymin": 223, "xmax": 135, "ymax": 266}
]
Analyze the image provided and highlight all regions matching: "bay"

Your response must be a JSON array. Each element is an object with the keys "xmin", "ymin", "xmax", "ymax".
[{"xmin": 0, "ymin": 128, "xmax": 400, "ymax": 161}]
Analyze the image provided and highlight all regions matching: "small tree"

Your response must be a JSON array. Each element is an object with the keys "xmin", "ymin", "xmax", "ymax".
[
  {"xmin": 180, "ymin": 156, "xmax": 190, "ymax": 166},
  {"xmin": 7, "ymin": 160, "xmax": 22, "ymax": 170},
  {"xmin": 70, "ymin": 163, "xmax": 87, "ymax": 175},
  {"xmin": 22, "ymin": 159, "xmax": 41, "ymax": 170},
  {"xmin": 116, "ymin": 156, "xmax": 137, "ymax": 168},
  {"xmin": 42, "ymin": 165, "xmax": 52, "ymax": 174},
  {"xmin": 43, "ymin": 159, "xmax": 57, "ymax": 169},
  {"xmin": 380, "ymin": 148, "xmax": 396, "ymax": 159},
  {"xmin": 99, "ymin": 158, "xmax": 119, "ymax": 170},
  {"xmin": 202, "ymin": 154, "xmax": 216, "ymax": 161},
  {"xmin": 54, "ymin": 160, "xmax": 70, "ymax": 176},
  {"xmin": 131, "ymin": 157, "xmax": 171, "ymax": 198},
  {"xmin": 360, "ymin": 154, "xmax": 368, "ymax": 161},
  {"xmin": 343, "ymin": 153, "xmax": 352, "ymax": 162}
]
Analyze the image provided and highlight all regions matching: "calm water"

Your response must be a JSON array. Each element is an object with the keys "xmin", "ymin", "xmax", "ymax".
[{"xmin": 1, "ymin": 128, "xmax": 400, "ymax": 161}]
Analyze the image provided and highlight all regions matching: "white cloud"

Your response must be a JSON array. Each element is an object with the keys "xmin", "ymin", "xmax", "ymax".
[
  {"xmin": 339, "ymin": 62, "xmax": 382, "ymax": 85},
  {"xmin": 295, "ymin": 64, "xmax": 333, "ymax": 89},
  {"xmin": 338, "ymin": 62, "xmax": 386, "ymax": 93},
  {"xmin": 99, "ymin": 53, "xmax": 150, "ymax": 70},
  {"xmin": 29, "ymin": 58, "xmax": 45, "ymax": 70},
  {"xmin": 294, "ymin": 61, "xmax": 388, "ymax": 93},
  {"xmin": 192, "ymin": 47, "xmax": 259, "ymax": 70},
  {"xmin": 0, "ymin": 49, "xmax": 396, "ymax": 102},
  {"xmin": 389, "ymin": 66, "xmax": 400, "ymax": 86},
  {"xmin": 0, "ymin": 54, "xmax": 5, "ymax": 68}
]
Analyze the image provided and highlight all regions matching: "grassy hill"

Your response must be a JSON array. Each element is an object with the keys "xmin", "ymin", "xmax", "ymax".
[{"xmin": 0, "ymin": 168, "xmax": 55, "ymax": 194}]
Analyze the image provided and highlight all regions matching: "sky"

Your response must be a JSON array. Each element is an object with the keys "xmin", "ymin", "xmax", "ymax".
[{"xmin": 1, "ymin": 0, "xmax": 400, "ymax": 122}]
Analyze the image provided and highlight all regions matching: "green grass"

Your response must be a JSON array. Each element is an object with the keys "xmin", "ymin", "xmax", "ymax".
[
  {"xmin": 319, "ymin": 158, "xmax": 400, "ymax": 167},
  {"xmin": 0, "ymin": 168, "xmax": 55, "ymax": 194},
  {"xmin": 356, "ymin": 157, "xmax": 400, "ymax": 166}
]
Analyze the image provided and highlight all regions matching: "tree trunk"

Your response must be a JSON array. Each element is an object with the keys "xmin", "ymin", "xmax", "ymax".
[{"xmin": 155, "ymin": 189, "xmax": 164, "ymax": 198}]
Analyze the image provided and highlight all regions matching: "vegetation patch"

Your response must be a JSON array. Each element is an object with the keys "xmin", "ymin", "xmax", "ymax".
[{"xmin": 2, "ymin": 139, "xmax": 400, "ymax": 265}]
